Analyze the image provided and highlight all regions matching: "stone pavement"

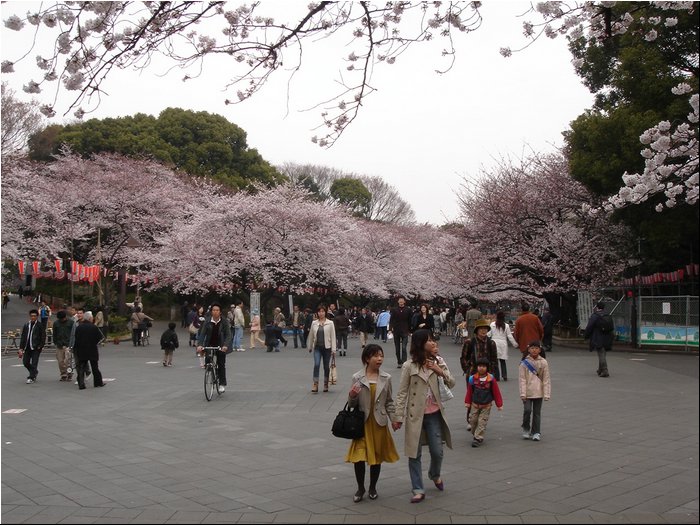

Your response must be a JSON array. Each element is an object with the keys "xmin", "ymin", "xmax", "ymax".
[{"xmin": 2, "ymin": 297, "xmax": 699, "ymax": 524}]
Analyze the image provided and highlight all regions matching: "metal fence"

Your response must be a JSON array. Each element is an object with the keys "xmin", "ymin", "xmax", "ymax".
[{"xmin": 639, "ymin": 295, "xmax": 699, "ymax": 350}]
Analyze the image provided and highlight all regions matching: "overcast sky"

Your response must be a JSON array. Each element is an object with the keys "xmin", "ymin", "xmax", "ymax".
[{"xmin": 1, "ymin": 2, "xmax": 594, "ymax": 225}]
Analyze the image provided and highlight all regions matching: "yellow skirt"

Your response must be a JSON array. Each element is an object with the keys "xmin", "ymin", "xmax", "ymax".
[{"xmin": 345, "ymin": 385, "xmax": 399, "ymax": 465}]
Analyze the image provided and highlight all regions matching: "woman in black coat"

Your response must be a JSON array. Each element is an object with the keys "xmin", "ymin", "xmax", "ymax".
[
  {"xmin": 411, "ymin": 304, "xmax": 434, "ymax": 333},
  {"xmin": 73, "ymin": 312, "xmax": 105, "ymax": 389}
]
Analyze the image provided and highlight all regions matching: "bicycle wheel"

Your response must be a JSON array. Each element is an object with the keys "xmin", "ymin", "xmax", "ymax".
[{"xmin": 204, "ymin": 366, "xmax": 216, "ymax": 401}]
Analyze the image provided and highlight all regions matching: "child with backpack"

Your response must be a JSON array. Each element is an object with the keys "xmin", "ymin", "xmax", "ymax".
[
  {"xmin": 160, "ymin": 322, "xmax": 179, "ymax": 367},
  {"xmin": 519, "ymin": 340, "xmax": 551, "ymax": 441},
  {"xmin": 465, "ymin": 357, "xmax": 503, "ymax": 447}
]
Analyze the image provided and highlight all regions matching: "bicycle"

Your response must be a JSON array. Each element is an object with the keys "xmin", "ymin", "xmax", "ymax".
[
  {"xmin": 202, "ymin": 346, "xmax": 223, "ymax": 401},
  {"xmin": 141, "ymin": 327, "xmax": 150, "ymax": 346}
]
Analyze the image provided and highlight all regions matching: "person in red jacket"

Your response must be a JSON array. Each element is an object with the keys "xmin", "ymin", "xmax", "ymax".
[
  {"xmin": 465, "ymin": 358, "xmax": 503, "ymax": 448},
  {"xmin": 514, "ymin": 304, "xmax": 545, "ymax": 359}
]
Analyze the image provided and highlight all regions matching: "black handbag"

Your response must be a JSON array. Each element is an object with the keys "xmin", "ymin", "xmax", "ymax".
[{"xmin": 332, "ymin": 402, "xmax": 365, "ymax": 439}]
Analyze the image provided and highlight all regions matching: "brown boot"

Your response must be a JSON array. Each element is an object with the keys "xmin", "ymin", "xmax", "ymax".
[
  {"xmin": 323, "ymin": 381, "xmax": 329, "ymax": 392},
  {"xmin": 311, "ymin": 381, "xmax": 318, "ymax": 393}
]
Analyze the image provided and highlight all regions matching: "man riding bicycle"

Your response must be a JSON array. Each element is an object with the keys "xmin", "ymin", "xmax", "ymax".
[{"xmin": 196, "ymin": 303, "xmax": 232, "ymax": 394}]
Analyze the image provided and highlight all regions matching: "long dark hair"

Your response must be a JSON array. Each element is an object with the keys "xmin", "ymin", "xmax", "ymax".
[
  {"xmin": 409, "ymin": 329, "xmax": 433, "ymax": 367},
  {"xmin": 495, "ymin": 310, "xmax": 506, "ymax": 331}
]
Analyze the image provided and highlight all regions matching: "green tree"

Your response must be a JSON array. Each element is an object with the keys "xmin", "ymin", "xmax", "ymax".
[
  {"xmin": 329, "ymin": 177, "xmax": 372, "ymax": 218},
  {"xmin": 28, "ymin": 108, "xmax": 284, "ymax": 190},
  {"xmin": 564, "ymin": 2, "xmax": 699, "ymax": 273}
]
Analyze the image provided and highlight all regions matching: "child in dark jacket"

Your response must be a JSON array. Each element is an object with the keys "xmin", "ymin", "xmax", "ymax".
[
  {"xmin": 264, "ymin": 320, "xmax": 284, "ymax": 352},
  {"xmin": 160, "ymin": 322, "xmax": 179, "ymax": 366},
  {"xmin": 465, "ymin": 358, "xmax": 503, "ymax": 447}
]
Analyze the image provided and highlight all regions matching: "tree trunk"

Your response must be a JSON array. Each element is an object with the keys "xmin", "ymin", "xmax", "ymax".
[
  {"xmin": 117, "ymin": 270, "xmax": 127, "ymax": 315},
  {"xmin": 542, "ymin": 291, "xmax": 578, "ymax": 329}
]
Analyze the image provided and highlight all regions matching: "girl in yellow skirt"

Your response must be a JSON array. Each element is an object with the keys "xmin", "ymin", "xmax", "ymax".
[{"xmin": 346, "ymin": 344, "xmax": 400, "ymax": 502}]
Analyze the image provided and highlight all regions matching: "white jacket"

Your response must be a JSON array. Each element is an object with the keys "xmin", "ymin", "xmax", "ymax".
[
  {"xmin": 489, "ymin": 321, "xmax": 517, "ymax": 360},
  {"xmin": 307, "ymin": 319, "xmax": 336, "ymax": 352}
]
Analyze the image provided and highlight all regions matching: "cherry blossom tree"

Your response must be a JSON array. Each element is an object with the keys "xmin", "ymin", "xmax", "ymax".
[
  {"xmin": 2, "ymin": 1, "xmax": 483, "ymax": 147},
  {"xmin": 1, "ymin": 150, "xmax": 213, "ymax": 308},
  {"xmin": 455, "ymin": 151, "xmax": 633, "ymax": 322},
  {"xmin": 1, "ymin": 155, "xmax": 74, "ymax": 260},
  {"xmin": 501, "ymin": 1, "xmax": 698, "ymax": 212}
]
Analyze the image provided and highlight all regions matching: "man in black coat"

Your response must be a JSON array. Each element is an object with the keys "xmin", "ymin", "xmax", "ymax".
[
  {"xmin": 73, "ymin": 311, "xmax": 105, "ymax": 389},
  {"xmin": 389, "ymin": 296, "xmax": 413, "ymax": 368},
  {"xmin": 353, "ymin": 307, "xmax": 374, "ymax": 350},
  {"xmin": 19, "ymin": 309, "xmax": 46, "ymax": 384},
  {"xmin": 584, "ymin": 302, "xmax": 614, "ymax": 378}
]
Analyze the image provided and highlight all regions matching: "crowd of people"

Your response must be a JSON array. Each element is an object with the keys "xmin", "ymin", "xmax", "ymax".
[{"xmin": 12, "ymin": 292, "xmax": 620, "ymax": 504}]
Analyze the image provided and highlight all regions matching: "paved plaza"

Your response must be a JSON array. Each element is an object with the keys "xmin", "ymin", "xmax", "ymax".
[{"xmin": 2, "ymin": 298, "xmax": 698, "ymax": 524}]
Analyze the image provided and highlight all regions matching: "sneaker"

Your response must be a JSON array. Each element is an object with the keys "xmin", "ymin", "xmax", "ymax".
[
  {"xmin": 163, "ymin": 362, "xmax": 167, "ymax": 367},
  {"xmin": 218, "ymin": 385, "xmax": 225, "ymax": 394},
  {"xmin": 239, "ymin": 348, "xmax": 245, "ymax": 352},
  {"xmin": 167, "ymin": 363, "xmax": 172, "ymax": 367},
  {"xmin": 531, "ymin": 433, "xmax": 541, "ymax": 441},
  {"xmin": 471, "ymin": 439, "xmax": 481, "ymax": 448},
  {"xmin": 26, "ymin": 378, "xmax": 34, "ymax": 384},
  {"xmin": 466, "ymin": 423, "xmax": 472, "ymax": 432},
  {"xmin": 522, "ymin": 430, "xmax": 531, "ymax": 440}
]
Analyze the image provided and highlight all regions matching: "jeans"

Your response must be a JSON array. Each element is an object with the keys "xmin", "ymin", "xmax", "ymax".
[
  {"xmin": 522, "ymin": 398, "xmax": 543, "ymax": 435},
  {"xmin": 293, "ymin": 327, "xmax": 304, "ymax": 348},
  {"xmin": 313, "ymin": 347, "xmax": 332, "ymax": 382},
  {"xmin": 408, "ymin": 412, "xmax": 444, "ymax": 495},
  {"xmin": 232, "ymin": 326, "xmax": 243, "ymax": 350},
  {"xmin": 379, "ymin": 326, "xmax": 388, "ymax": 342},
  {"xmin": 336, "ymin": 332, "xmax": 348, "ymax": 350},
  {"xmin": 394, "ymin": 334, "xmax": 409, "ymax": 364},
  {"xmin": 23, "ymin": 349, "xmax": 41, "ymax": 380}
]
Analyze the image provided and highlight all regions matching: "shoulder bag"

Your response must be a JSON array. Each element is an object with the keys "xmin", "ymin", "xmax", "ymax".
[
  {"xmin": 329, "ymin": 355, "xmax": 338, "ymax": 385},
  {"xmin": 437, "ymin": 375, "xmax": 454, "ymax": 403},
  {"xmin": 332, "ymin": 402, "xmax": 364, "ymax": 439}
]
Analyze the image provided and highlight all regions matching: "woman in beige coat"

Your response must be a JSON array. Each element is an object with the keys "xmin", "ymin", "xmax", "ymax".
[{"xmin": 394, "ymin": 329, "xmax": 455, "ymax": 503}]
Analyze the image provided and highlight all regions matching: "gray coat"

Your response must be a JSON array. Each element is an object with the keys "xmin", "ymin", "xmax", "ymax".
[
  {"xmin": 347, "ymin": 369, "xmax": 396, "ymax": 426},
  {"xmin": 394, "ymin": 356, "xmax": 455, "ymax": 458}
]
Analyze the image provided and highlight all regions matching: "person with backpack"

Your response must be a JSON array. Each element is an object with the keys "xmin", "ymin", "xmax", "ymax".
[
  {"xmin": 160, "ymin": 322, "xmax": 179, "ymax": 367},
  {"xmin": 584, "ymin": 302, "xmax": 615, "ymax": 378}
]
